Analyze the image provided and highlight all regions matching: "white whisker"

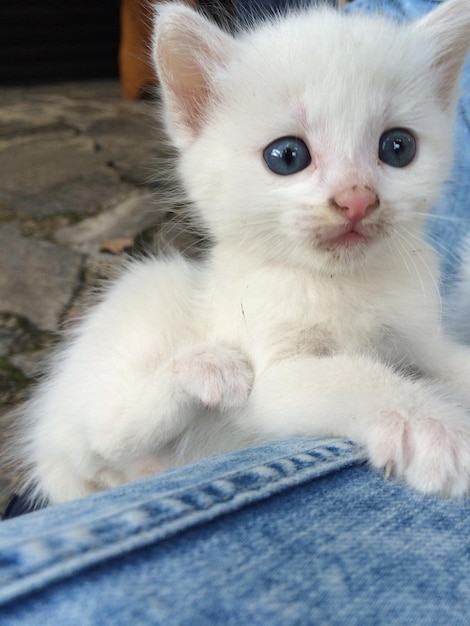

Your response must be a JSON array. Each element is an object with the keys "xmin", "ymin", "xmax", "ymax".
[
  {"xmin": 421, "ymin": 212, "xmax": 470, "ymax": 224},
  {"xmin": 395, "ymin": 225, "xmax": 443, "ymax": 330}
]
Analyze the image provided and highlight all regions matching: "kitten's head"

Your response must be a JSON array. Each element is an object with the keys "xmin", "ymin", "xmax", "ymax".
[{"xmin": 154, "ymin": 1, "xmax": 470, "ymax": 274}]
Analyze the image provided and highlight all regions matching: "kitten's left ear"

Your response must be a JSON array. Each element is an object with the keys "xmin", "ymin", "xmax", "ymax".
[
  {"xmin": 153, "ymin": 3, "xmax": 236, "ymax": 146},
  {"xmin": 414, "ymin": 0, "xmax": 470, "ymax": 109}
]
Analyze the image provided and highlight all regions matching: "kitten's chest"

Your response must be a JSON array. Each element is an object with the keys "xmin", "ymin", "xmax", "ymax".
[{"xmin": 206, "ymin": 265, "xmax": 390, "ymax": 369}]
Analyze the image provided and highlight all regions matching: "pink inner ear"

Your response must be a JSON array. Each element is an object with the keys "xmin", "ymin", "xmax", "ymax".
[
  {"xmin": 158, "ymin": 41, "xmax": 213, "ymax": 136},
  {"xmin": 155, "ymin": 10, "xmax": 234, "ymax": 139}
]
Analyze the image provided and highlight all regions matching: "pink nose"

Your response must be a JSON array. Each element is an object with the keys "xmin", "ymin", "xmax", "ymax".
[{"xmin": 332, "ymin": 187, "xmax": 378, "ymax": 223}]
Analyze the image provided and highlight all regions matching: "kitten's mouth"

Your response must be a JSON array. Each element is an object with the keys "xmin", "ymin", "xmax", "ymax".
[{"xmin": 319, "ymin": 226, "xmax": 369, "ymax": 251}]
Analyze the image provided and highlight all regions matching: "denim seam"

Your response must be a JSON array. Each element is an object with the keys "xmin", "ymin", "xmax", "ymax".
[{"xmin": 0, "ymin": 440, "xmax": 364, "ymax": 605}]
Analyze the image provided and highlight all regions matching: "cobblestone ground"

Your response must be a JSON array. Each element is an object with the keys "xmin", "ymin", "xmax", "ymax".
[{"xmin": 0, "ymin": 80, "xmax": 196, "ymax": 512}]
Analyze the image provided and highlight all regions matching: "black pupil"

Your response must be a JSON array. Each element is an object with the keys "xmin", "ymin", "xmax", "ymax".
[
  {"xmin": 284, "ymin": 147, "xmax": 295, "ymax": 165},
  {"xmin": 393, "ymin": 139, "xmax": 403, "ymax": 153}
]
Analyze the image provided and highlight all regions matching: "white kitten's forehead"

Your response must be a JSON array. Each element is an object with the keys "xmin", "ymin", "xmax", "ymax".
[{"xmin": 221, "ymin": 10, "xmax": 438, "ymax": 144}]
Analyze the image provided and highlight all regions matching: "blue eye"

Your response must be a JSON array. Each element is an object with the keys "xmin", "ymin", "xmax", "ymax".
[
  {"xmin": 263, "ymin": 137, "xmax": 311, "ymax": 175},
  {"xmin": 379, "ymin": 128, "xmax": 416, "ymax": 168}
]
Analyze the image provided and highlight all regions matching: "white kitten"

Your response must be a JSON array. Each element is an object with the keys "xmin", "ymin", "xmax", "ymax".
[{"xmin": 15, "ymin": 0, "xmax": 470, "ymax": 504}]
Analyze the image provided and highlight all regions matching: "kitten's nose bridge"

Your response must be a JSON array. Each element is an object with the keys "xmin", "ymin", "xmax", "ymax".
[{"xmin": 330, "ymin": 186, "xmax": 379, "ymax": 222}]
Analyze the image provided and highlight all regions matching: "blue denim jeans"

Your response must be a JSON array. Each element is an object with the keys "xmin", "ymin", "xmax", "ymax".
[
  {"xmin": 2, "ymin": 438, "xmax": 470, "ymax": 625},
  {"xmin": 1, "ymin": 1, "xmax": 470, "ymax": 624}
]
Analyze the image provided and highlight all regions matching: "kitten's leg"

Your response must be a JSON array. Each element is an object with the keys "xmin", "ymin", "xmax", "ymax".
[
  {"xmin": 235, "ymin": 354, "xmax": 470, "ymax": 496},
  {"xmin": 26, "ymin": 340, "xmax": 253, "ymax": 503},
  {"xmin": 114, "ymin": 343, "xmax": 254, "ymax": 485},
  {"xmin": 83, "ymin": 342, "xmax": 253, "ymax": 489},
  {"xmin": 20, "ymin": 255, "xmax": 255, "ymax": 503},
  {"xmin": 89, "ymin": 342, "xmax": 253, "ymax": 456}
]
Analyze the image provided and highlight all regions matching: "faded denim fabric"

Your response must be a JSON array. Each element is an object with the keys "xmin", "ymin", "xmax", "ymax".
[
  {"xmin": 1, "ymin": 437, "xmax": 470, "ymax": 625},
  {"xmin": 1, "ymin": 1, "xmax": 470, "ymax": 624}
]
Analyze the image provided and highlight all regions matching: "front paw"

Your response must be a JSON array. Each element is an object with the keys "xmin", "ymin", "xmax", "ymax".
[
  {"xmin": 174, "ymin": 345, "xmax": 254, "ymax": 410},
  {"xmin": 366, "ymin": 407, "xmax": 470, "ymax": 497}
]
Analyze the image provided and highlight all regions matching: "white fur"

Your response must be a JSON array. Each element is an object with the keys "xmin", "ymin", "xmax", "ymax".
[{"xmin": 15, "ymin": 1, "xmax": 470, "ymax": 503}]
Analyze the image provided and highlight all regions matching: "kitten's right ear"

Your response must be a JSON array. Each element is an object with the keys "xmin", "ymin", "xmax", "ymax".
[
  {"xmin": 414, "ymin": 0, "xmax": 470, "ymax": 110},
  {"xmin": 153, "ymin": 3, "xmax": 236, "ymax": 145}
]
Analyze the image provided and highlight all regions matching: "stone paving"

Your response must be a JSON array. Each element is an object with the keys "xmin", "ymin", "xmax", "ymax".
[{"xmin": 0, "ymin": 80, "xmax": 188, "ymax": 510}]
